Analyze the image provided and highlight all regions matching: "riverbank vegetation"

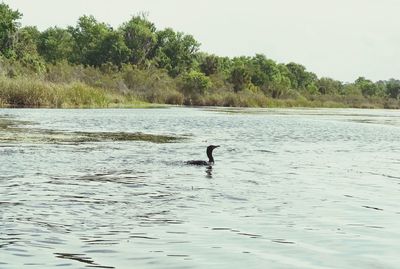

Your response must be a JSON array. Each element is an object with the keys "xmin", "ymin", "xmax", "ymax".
[{"xmin": 0, "ymin": 3, "xmax": 399, "ymax": 108}]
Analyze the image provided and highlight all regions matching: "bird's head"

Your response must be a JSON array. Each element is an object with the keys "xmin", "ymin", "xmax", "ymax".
[{"xmin": 207, "ymin": 145, "xmax": 220, "ymax": 152}]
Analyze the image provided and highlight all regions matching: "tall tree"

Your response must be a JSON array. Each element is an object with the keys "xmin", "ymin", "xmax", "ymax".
[
  {"xmin": 198, "ymin": 53, "xmax": 221, "ymax": 76},
  {"xmin": 120, "ymin": 14, "xmax": 157, "ymax": 66},
  {"xmin": 386, "ymin": 79, "xmax": 400, "ymax": 99},
  {"xmin": 286, "ymin": 62, "xmax": 317, "ymax": 89},
  {"xmin": 154, "ymin": 28, "xmax": 200, "ymax": 77},
  {"xmin": 354, "ymin": 77, "xmax": 381, "ymax": 97},
  {"xmin": 0, "ymin": 3, "xmax": 22, "ymax": 58},
  {"xmin": 13, "ymin": 26, "xmax": 45, "ymax": 73},
  {"xmin": 68, "ymin": 15, "xmax": 129, "ymax": 67},
  {"xmin": 229, "ymin": 64, "xmax": 251, "ymax": 92},
  {"xmin": 38, "ymin": 27, "xmax": 74, "ymax": 63},
  {"xmin": 249, "ymin": 54, "xmax": 280, "ymax": 87},
  {"xmin": 316, "ymin": 77, "xmax": 343, "ymax": 95},
  {"xmin": 14, "ymin": 26, "xmax": 40, "ymax": 59},
  {"xmin": 94, "ymin": 30, "xmax": 130, "ymax": 67}
]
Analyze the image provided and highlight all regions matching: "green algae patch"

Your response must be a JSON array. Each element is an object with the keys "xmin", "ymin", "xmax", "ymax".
[
  {"xmin": 0, "ymin": 118, "xmax": 14, "ymax": 130},
  {"xmin": 107, "ymin": 102, "xmax": 170, "ymax": 109},
  {"xmin": 0, "ymin": 117, "xmax": 184, "ymax": 144},
  {"xmin": 0, "ymin": 116, "xmax": 35, "ymax": 130},
  {"xmin": 70, "ymin": 131, "xmax": 182, "ymax": 143}
]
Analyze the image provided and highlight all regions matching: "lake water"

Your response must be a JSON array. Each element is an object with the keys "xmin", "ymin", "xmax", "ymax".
[{"xmin": 1, "ymin": 107, "xmax": 399, "ymax": 269}]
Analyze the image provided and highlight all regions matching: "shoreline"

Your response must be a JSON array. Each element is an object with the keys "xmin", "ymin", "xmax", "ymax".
[
  {"xmin": 0, "ymin": 75, "xmax": 398, "ymax": 110},
  {"xmin": 0, "ymin": 102, "xmax": 398, "ymax": 110}
]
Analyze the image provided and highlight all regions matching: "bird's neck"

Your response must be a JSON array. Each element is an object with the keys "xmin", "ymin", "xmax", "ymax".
[{"xmin": 207, "ymin": 149, "xmax": 214, "ymax": 163}]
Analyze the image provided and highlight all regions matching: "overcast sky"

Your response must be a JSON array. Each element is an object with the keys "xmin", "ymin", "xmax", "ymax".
[{"xmin": 4, "ymin": 0, "xmax": 400, "ymax": 82}]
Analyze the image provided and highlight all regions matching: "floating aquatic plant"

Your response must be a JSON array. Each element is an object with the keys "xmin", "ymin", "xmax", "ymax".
[{"xmin": 0, "ymin": 117, "xmax": 183, "ymax": 144}]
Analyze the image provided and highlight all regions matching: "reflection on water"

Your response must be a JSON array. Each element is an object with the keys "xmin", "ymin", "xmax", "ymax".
[
  {"xmin": 55, "ymin": 252, "xmax": 115, "ymax": 269},
  {"xmin": 205, "ymin": 166, "xmax": 213, "ymax": 179},
  {"xmin": 1, "ymin": 107, "xmax": 400, "ymax": 269}
]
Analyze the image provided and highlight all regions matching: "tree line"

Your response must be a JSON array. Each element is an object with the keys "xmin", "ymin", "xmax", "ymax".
[{"xmin": 1, "ymin": 3, "xmax": 399, "ymax": 108}]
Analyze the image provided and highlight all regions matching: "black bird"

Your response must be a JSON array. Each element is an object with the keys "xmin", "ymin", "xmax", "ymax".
[{"xmin": 186, "ymin": 145, "xmax": 220, "ymax": 165}]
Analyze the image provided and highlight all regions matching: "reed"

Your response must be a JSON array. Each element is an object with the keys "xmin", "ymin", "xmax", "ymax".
[{"xmin": 0, "ymin": 77, "xmax": 144, "ymax": 108}]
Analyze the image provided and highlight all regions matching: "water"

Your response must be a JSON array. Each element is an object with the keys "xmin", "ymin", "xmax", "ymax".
[{"xmin": 1, "ymin": 107, "xmax": 400, "ymax": 269}]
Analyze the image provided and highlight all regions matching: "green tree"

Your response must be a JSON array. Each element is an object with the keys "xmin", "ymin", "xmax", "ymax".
[
  {"xmin": 154, "ymin": 28, "xmax": 200, "ymax": 77},
  {"xmin": 68, "ymin": 16, "xmax": 130, "ymax": 67},
  {"xmin": 93, "ymin": 31, "xmax": 130, "ymax": 67},
  {"xmin": 38, "ymin": 27, "xmax": 74, "ymax": 63},
  {"xmin": 217, "ymin": 56, "xmax": 234, "ymax": 75},
  {"xmin": 249, "ymin": 54, "xmax": 280, "ymax": 87},
  {"xmin": 354, "ymin": 77, "xmax": 382, "ymax": 97},
  {"xmin": 386, "ymin": 79, "xmax": 400, "ymax": 99},
  {"xmin": 316, "ymin": 77, "xmax": 343, "ymax": 95},
  {"xmin": 286, "ymin": 62, "xmax": 317, "ymax": 89},
  {"xmin": 120, "ymin": 14, "xmax": 157, "ymax": 66},
  {"xmin": 68, "ymin": 15, "xmax": 109, "ymax": 65},
  {"xmin": 14, "ymin": 26, "xmax": 40, "ymax": 59},
  {"xmin": 276, "ymin": 64, "xmax": 293, "ymax": 88},
  {"xmin": 229, "ymin": 65, "xmax": 251, "ymax": 92},
  {"xmin": 198, "ymin": 54, "xmax": 221, "ymax": 76},
  {"xmin": 0, "ymin": 3, "xmax": 22, "ymax": 58},
  {"xmin": 13, "ymin": 26, "xmax": 45, "ymax": 73}
]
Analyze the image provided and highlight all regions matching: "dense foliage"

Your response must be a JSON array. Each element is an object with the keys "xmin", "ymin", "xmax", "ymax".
[{"xmin": 0, "ymin": 3, "xmax": 399, "ymax": 108}]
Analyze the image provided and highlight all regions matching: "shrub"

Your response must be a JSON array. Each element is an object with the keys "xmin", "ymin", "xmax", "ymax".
[
  {"xmin": 121, "ymin": 65, "xmax": 181, "ymax": 104},
  {"xmin": 180, "ymin": 71, "xmax": 212, "ymax": 95}
]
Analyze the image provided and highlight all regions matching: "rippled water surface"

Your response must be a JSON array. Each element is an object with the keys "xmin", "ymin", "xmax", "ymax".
[{"xmin": 1, "ymin": 107, "xmax": 400, "ymax": 269}]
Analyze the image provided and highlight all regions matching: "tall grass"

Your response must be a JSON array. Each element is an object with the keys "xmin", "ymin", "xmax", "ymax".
[
  {"xmin": 0, "ymin": 77, "xmax": 140, "ymax": 108},
  {"xmin": 200, "ymin": 91, "xmax": 350, "ymax": 108}
]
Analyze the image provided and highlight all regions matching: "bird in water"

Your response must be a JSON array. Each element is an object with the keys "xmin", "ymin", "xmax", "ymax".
[{"xmin": 186, "ymin": 145, "xmax": 220, "ymax": 165}]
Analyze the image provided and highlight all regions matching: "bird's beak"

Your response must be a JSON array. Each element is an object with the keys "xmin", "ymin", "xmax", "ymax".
[{"xmin": 215, "ymin": 145, "xmax": 220, "ymax": 148}]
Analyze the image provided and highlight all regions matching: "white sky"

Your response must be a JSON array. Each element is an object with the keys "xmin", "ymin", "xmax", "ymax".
[{"xmin": 3, "ymin": 0, "xmax": 400, "ymax": 82}]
